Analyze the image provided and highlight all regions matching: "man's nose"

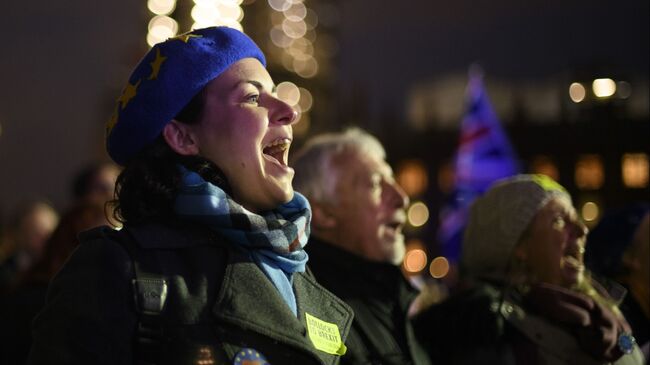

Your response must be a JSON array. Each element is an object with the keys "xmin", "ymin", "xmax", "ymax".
[{"xmin": 386, "ymin": 180, "xmax": 409, "ymax": 209}]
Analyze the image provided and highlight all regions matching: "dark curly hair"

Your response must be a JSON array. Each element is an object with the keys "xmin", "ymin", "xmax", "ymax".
[{"xmin": 110, "ymin": 88, "xmax": 231, "ymax": 225}]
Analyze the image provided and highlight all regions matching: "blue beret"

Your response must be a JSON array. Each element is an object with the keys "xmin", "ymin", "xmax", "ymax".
[{"xmin": 106, "ymin": 26, "xmax": 266, "ymax": 165}]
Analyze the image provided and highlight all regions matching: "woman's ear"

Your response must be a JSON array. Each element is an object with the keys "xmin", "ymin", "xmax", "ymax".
[{"xmin": 163, "ymin": 120, "xmax": 200, "ymax": 156}]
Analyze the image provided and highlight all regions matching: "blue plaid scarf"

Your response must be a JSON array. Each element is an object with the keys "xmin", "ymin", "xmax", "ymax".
[{"xmin": 174, "ymin": 167, "xmax": 311, "ymax": 316}]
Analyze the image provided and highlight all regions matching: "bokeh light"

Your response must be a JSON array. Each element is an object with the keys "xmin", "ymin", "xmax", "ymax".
[
  {"xmin": 592, "ymin": 78, "xmax": 616, "ymax": 98},
  {"xmin": 283, "ymin": 2, "xmax": 307, "ymax": 21},
  {"xmin": 569, "ymin": 82, "xmax": 586, "ymax": 103},
  {"xmin": 575, "ymin": 154, "xmax": 604, "ymax": 190},
  {"xmin": 429, "ymin": 257, "xmax": 450, "ymax": 279},
  {"xmin": 147, "ymin": 16, "xmax": 179, "ymax": 46},
  {"xmin": 293, "ymin": 57, "xmax": 318, "ymax": 78},
  {"xmin": 282, "ymin": 18, "xmax": 307, "ymax": 39},
  {"xmin": 616, "ymin": 81, "xmax": 632, "ymax": 99},
  {"xmin": 270, "ymin": 25, "xmax": 292, "ymax": 48},
  {"xmin": 148, "ymin": 0, "xmax": 176, "ymax": 15},
  {"xmin": 622, "ymin": 153, "xmax": 649, "ymax": 188},
  {"xmin": 298, "ymin": 87, "xmax": 313, "ymax": 112},
  {"xmin": 407, "ymin": 202, "xmax": 429, "ymax": 227},
  {"xmin": 293, "ymin": 112, "xmax": 310, "ymax": 137},
  {"xmin": 396, "ymin": 160, "xmax": 429, "ymax": 197},
  {"xmin": 191, "ymin": 3, "xmax": 220, "ymax": 24},
  {"xmin": 530, "ymin": 155, "xmax": 559, "ymax": 181},
  {"xmin": 268, "ymin": 0, "xmax": 291, "ymax": 12},
  {"xmin": 581, "ymin": 202, "xmax": 599, "ymax": 222},
  {"xmin": 276, "ymin": 81, "xmax": 300, "ymax": 106},
  {"xmin": 403, "ymin": 249, "xmax": 428, "ymax": 273}
]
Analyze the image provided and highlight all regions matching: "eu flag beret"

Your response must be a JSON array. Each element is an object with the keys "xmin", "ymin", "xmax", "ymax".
[{"xmin": 106, "ymin": 26, "xmax": 266, "ymax": 165}]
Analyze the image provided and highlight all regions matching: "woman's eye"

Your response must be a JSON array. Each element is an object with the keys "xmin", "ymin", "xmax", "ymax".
[
  {"xmin": 552, "ymin": 216, "xmax": 566, "ymax": 230},
  {"xmin": 245, "ymin": 94, "xmax": 260, "ymax": 104}
]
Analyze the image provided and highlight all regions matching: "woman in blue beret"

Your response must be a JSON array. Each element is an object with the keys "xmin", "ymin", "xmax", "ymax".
[{"xmin": 28, "ymin": 26, "xmax": 352, "ymax": 365}]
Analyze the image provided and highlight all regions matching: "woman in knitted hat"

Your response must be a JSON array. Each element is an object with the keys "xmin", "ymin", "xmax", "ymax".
[
  {"xmin": 28, "ymin": 27, "xmax": 352, "ymax": 365},
  {"xmin": 413, "ymin": 174, "xmax": 644, "ymax": 365}
]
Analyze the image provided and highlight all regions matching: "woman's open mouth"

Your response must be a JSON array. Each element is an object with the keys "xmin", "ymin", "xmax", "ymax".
[{"xmin": 262, "ymin": 137, "xmax": 291, "ymax": 168}]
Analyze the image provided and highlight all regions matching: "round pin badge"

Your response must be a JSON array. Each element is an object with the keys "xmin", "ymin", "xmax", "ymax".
[
  {"xmin": 232, "ymin": 348, "xmax": 270, "ymax": 365},
  {"xmin": 617, "ymin": 332, "xmax": 636, "ymax": 355}
]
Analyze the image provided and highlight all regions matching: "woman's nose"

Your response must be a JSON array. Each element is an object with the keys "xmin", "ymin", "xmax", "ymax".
[
  {"xmin": 570, "ymin": 219, "xmax": 588, "ymax": 239},
  {"xmin": 269, "ymin": 96, "xmax": 298, "ymax": 125}
]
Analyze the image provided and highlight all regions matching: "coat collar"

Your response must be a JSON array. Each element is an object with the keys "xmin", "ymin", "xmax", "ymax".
[
  {"xmin": 212, "ymin": 248, "xmax": 354, "ymax": 365},
  {"xmin": 124, "ymin": 222, "xmax": 219, "ymax": 249}
]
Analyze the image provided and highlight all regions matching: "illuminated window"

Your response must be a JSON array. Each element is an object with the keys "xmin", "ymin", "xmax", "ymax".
[
  {"xmin": 396, "ymin": 160, "xmax": 429, "ymax": 197},
  {"xmin": 530, "ymin": 155, "xmax": 559, "ymax": 181},
  {"xmin": 622, "ymin": 153, "xmax": 649, "ymax": 188},
  {"xmin": 575, "ymin": 155, "xmax": 604, "ymax": 190}
]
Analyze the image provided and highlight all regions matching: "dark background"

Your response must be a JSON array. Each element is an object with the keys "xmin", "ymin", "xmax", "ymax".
[{"xmin": 1, "ymin": 0, "xmax": 648, "ymax": 223}]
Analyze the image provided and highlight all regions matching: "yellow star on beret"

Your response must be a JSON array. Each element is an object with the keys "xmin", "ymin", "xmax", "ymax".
[
  {"xmin": 170, "ymin": 33, "xmax": 203, "ymax": 43},
  {"xmin": 118, "ymin": 79, "xmax": 141, "ymax": 110},
  {"xmin": 148, "ymin": 48, "xmax": 167, "ymax": 80}
]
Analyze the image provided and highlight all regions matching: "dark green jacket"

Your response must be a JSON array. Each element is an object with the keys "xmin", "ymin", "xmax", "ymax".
[
  {"xmin": 307, "ymin": 238, "xmax": 432, "ymax": 365},
  {"xmin": 413, "ymin": 283, "xmax": 646, "ymax": 365},
  {"xmin": 28, "ymin": 223, "xmax": 354, "ymax": 365}
]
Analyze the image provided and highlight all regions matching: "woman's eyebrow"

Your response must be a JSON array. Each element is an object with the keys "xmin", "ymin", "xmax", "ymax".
[{"xmin": 244, "ymin": 80, "xmax": 277, "ymax": 93}]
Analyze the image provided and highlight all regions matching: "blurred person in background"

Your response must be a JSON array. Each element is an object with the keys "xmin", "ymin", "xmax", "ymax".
[
  {"xmin": 0, "ymin": 200, "xmax": 58, "ymax": 293},
  {"xmin": 28, "ymin": 26, "xmax": 352, "ymax": 365},
  {"xmin": 292, "ymin": 128, "xmax": 432, "ymax": 365},
  {"xmin": 413, "ymin": 174, "xmax": 644, "ymax": 365},
  {"xmin": 0, "ymin": 202, "xmax": 108, "ymax": 365},
  {"xmin": 586, "ymin": 203, "xmax": 650, "ymax": 360},
  {"xmin": 71, "ymin": 161, "xmax": 120, "ymax": 206}
]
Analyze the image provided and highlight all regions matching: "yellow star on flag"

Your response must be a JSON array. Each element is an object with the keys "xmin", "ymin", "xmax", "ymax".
[
  {"xmin": 148, "ymin": 48, "xmax": 167, "ymax": 80},
  {"xmin": 118, "ymin": 79, "xmax": 141, "ymax": 110},
  {"xmin": 170, "ymin": 33, "xmax": 202, "ymax": 43}
]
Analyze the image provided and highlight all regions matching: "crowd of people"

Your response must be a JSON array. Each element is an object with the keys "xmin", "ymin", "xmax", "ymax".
[{"xmin": 0, "ymin": 26, "xmax": 647, "ymax": 365}]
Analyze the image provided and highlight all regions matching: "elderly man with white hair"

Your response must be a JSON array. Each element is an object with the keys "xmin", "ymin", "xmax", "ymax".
[{"xmin": 292, "ymin": 128, "xmax": 431, "ymax": 365}]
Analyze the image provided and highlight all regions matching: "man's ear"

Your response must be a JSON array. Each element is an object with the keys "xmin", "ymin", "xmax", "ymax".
[
  {"xmin": 163, "ymin": 120, "xmax": 199, "ymax": 156},
  {"xmin": 311, "ymin": 202, "xmax": 337, "ymax": 230}
]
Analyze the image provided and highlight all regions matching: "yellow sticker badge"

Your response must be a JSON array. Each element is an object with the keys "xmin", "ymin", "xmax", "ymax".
[{"xmin": 305, "ymin": 312, "xmax": 347, "ymax": 356}]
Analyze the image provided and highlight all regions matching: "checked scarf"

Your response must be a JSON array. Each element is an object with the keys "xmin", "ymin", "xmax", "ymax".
[{"xmin": 174, "ymin": 166, "xmax": 311, "ymax": 316}]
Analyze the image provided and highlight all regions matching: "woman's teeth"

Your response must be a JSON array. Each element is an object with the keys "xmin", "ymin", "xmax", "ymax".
[
  {"xmin": 263, "ymin": 138, "xmax": 291, "ymax": 165},
  {"xmin": 561, "ymin": 255, "xmax": 584, "ymax": 271}
]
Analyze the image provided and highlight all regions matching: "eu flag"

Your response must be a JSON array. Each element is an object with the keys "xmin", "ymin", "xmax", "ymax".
[{"xmin": 437, "ymin": 67, "xmax": 520, "ymax": 262}]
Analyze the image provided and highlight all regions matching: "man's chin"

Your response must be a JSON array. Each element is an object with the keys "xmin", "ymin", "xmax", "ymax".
[{"xmin": 388, "ymin": 241, "xmax": 406, "ymax": 266}]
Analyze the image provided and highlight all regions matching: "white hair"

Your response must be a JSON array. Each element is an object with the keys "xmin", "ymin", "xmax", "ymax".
[{"xmin": 291, "ymin": 127, "xmax": 386, "ymax": 203}]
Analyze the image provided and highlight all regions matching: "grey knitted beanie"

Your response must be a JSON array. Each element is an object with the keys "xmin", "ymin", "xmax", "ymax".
[{"xmin": 461, "ymin": 174, "xmax": 571, "ymax": 281}]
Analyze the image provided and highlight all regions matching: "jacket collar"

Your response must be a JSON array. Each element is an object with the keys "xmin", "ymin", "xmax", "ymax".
[
  {"xmin": 212, "ymin": 248, "xmax": 354, "ymax": 365},
  {"xmin": 308, "ymin": 237, "xmax": 417, "ymax": 302},
  {"xmin": 125, "ymin": 222, "xmax": 219, "ymax": 249}
]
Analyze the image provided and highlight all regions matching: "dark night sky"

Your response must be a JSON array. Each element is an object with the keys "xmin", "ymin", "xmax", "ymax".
[
  {"xmin": 0, "ymin": 0, "xmax": 648, "ymax": 215},
  {"xmin": 336, "ymin": 0, "xmax": 649, "ymax": 120}
]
